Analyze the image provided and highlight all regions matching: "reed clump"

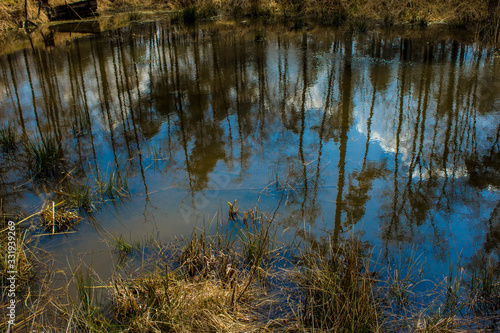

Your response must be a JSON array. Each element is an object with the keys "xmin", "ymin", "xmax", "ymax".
[
  {"xmin": 349, "ymin": 19, "xmax": 369, "ymax": 33},
  {"xmin": 96, "ymin": 169, "xmax": 129, "ymax": 200},
  {"xmin": 63, "ymin": 180, "xmax": 94, "ymax": 210},
  {"xmin": 468, "ymin": 253, "xmax": 500, "ymax": 316},
  {"xmin": 107, "ymin": 233, "xmax": 141, "ymax": 258},
  {"xmin": 110, "ymin": 271, "xmax": 260, "ymax": 332},
  {"xmin": 179, "ymin": 205, "xmax": 277, "ymax": 285},
  {"xmin": 296, "ymin": 237, "xmax": 381, "ymax": 332},
  {"xmin": 64, "ymin": 265, "xmax": 109, "ymax": 332},
  {"xmin": 0, "ymin": 124, "xmax": 17, "ymax": 151},
  {"xmin": 112, "ymin": 236, "xmax": 135, "ymax": 255},
  {"xmin": 127, "ymin": 10, "xmax": 142, "ymax": 21},
  {"xmin": 39, "ymin": 202, "xmax": 80, "ymax": 232},
  {"xmin": 55, "ymin": 168, "xmax": 129, "ymax": 213},
  {"xmin": 181, "ymin": 6, "xmax": 197, "ymax": 23},
  {"xmin": 23, "ymin": 135, "xmax": 63, "ymax": 178},
  {"xmin": 27, "ymin": 168, "xmax": 130, "ymax": 236}
]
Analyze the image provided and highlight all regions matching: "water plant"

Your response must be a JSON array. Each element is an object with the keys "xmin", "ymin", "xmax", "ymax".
[
  {"xmin": 56, "ymin": 167, "xmax": 129, "ymax": 213},
  {"xmin": 468, "ymin": 253, "xmax": 500, "ymax": 316},
  {"xmin": 114, "ymin": 236, "xmax": 134, "ymax": 255},
  {"xmin": 105, "ymin": 208, "xmax": 279, "ymax": 331},
  {"xmin": 148, "ymin": 142, "xmax": 162, "ymax": 160},
  {"xmin": 6, "ymin": 214, "xmax": 500, "ymax": 331},
  {"xmin": 110, "ymin": 268, "xmax": 259, "ymax": 332},
  {"xmin": 385, "ymin": 251, "xmax": 425, "ymax": 310},
  {"xmin": 147, "ymin": 142, "xmax": 167, "ymax": 170},
  {"xmin": 128, "ymin": 10, "xmax": 142, "ymax": 22},
  {"xmin": 107, "ymin": 233, "xmax": 141, "ymax": 258},
  {"xmin": 63, "ymin": 180, "xmax": 94, "ymax": 211},
  {"xmin": 0, "ymin": 214, "xmax": 62, "ymax": 331},
  {"xmin": 0, "ymin": 123, "xmax": 16, "ymax": 151},
  {"xmin": 410, "ymin": 15, "xmax": 428, "ymax": 28},
  {"xmin": 96, "ymin": 168, "xmax": 129, "ymax": 200},
  {"xmin": 23, "ymin": 135, "xmax": 63, "ymax": 178},
  {"xmin": 238, "ymin": 210, "xmax": 272, "ymax": 266},
  {"xmin": 70, "ymin": 266, "xmax": 109, "ymax": 331}
]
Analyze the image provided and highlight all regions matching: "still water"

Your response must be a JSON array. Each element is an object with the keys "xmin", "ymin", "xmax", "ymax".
[{"xmin": 1, "ymin": 20, "xmax": 500, "ymax": 280}]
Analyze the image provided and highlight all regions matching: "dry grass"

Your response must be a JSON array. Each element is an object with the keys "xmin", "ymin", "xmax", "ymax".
[
  {"xmin": 0, "ymin": 216, "xmax": 36, "ymax": 289},
  {"xmin": 0, "ymin": 0, "xmax": 50, "ymax": 32},
  {"xmin": 111, "ymin": 272, "xmax": 263, "ymax": 332},
  {"xmin": 296, "ymin": 237, "xmax": 382, "ymax": 332},
  {"xmin": 39, "ymin": 201, "xmax": 81, "ymax": 233},
  {"xmin": 23, "ymin": 135, "xmax": 64, "ymax": 179},
  {"xmin": 0, "ymin": 1, "xmax": 24, "ymax": 31},
  {"xmin": 0, "ymin": 0, "xmax": 499, "ymax": 33},
  {"xmin": 169, "ymin": 0, "xmax": 499, "ymax": 30}
]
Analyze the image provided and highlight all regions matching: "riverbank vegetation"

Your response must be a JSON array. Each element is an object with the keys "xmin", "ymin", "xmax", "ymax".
[
  {"xmin": 2, "ymin": 206, "xmax": 500, "ymax": 332},
  {"xmin": 0, "ymin": 0, "xmax": 499, "ymax": 45}
]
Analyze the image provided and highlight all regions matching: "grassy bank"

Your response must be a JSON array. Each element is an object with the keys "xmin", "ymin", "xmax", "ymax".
[
  {"xmin": 2, "ymin": 205, "xmax": 500, "ymax": 332},
  {"xmin": 1, "ymin": 0, "xmax": 499, "ymax": 45}
]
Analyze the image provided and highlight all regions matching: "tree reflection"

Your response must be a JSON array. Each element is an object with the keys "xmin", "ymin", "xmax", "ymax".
[{"xmin": 0, "ymin": 22, "xmax": 499, "ymax": 266}]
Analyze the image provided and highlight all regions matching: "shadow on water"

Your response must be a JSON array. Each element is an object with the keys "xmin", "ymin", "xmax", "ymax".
[{"xmin": 1, "ymin": 20, "xmax": 500, "ymax": 280}]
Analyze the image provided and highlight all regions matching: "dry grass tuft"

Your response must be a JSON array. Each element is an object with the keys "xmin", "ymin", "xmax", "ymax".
[
  {"xmin": 39, "ymin": 201, "xmax": 81, "ymax": 233},
  {"xmin": 296, "ymin": 236, "xmax": 382, "ymax": 332},
  {"xmin": 111, "ymin": 272, "xmax": 262, "ymax": 332},
  {"xmin": 0, "ymin": 217, "xmax": 36, "ymax": 288}
]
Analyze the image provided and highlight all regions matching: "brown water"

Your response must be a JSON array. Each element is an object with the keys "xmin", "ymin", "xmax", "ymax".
[{"xmin": 1, "ymin": 20, "xmax": 500, "ymax": 280}]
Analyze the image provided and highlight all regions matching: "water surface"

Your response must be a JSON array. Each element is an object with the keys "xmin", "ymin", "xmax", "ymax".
[{"xmin": 1, "ymin": 20, "xmax": 500, "ymax": 280}]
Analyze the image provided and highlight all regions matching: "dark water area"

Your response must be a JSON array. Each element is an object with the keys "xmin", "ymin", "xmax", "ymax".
[{"xmin": 1, "ymin": 20, "xmax": 500, "ymax": 282}]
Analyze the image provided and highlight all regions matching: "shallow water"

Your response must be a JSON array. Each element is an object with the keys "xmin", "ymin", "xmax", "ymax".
[{"xmin": 1, "ymin": 20, "xmax": 500, "ymax": 280}]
